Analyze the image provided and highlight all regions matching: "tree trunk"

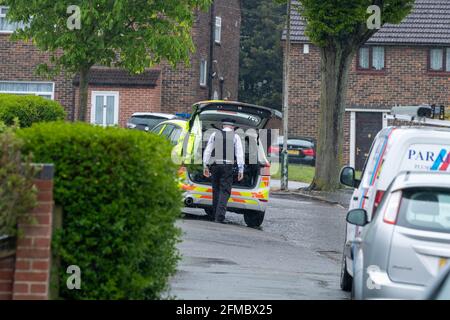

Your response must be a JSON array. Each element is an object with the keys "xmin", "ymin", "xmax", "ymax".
[
  {"xmin": 77, "ymin": 67, "xmax": 90, "ymax": 122},
  {"xmin": 309, "ymin": 45, "xmax": 355, "ymax": 191}
]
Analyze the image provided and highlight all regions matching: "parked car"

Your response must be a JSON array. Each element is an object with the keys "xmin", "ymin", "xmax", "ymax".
[
  {"xmin": 176, "ymin": 100, "xmax": 282, "ymax": 227},
  {"xmin": 277, "ymin": 136, "xmax": 316, "ymax": 166},
  {"xmin": 339, "ymin": 124, "xmax": 450, "ymax": 292},
  {"xmin": 424, "ymin": 263, "xmax": 450, "ymax": 300},
  {"xmin": 151, "ymin": 119, "xmax": 188, "ymax": 146},
  {"xmin": 126, "ymin": 112, "xmax": 178, "ymax": 131},
  {"xmin": 347, "ymin": 171, "xmax": 450, "ymax": 299}
]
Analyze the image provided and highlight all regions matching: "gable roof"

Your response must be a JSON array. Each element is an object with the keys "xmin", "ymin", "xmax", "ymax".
[
  {"xmin": 73, "ymin": 68, "xmax": 160, "ymax": 88},
  {"xmin": 285, "ymin": 0, "xmax": 450, "ymax": 45}
]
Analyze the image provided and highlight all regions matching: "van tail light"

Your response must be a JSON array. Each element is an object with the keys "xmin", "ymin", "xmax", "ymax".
[
  {"xmin": 373, "ymin": 190, "xmax": 385, "ymax": 214},
  {"xmin": 260, "ymin": 164, "xmax": 271, "ymax": 176},
  {"xmin": 303, "ymin": 148, "xmax": 315, "ymax": 157},
  {"xmin": 383, "ymin": 191, "xmax": 402, "ymax": 225}
]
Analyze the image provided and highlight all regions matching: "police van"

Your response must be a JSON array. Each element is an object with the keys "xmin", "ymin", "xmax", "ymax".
[
  {"xmin": 178, "ymin": 100, "xmax": 282, "ymax": 228},
  {"xmin": 339, "ymin": 105, "xmax": 450, "ymax": 292}
]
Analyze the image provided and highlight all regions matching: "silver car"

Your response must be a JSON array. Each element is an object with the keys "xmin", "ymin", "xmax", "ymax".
[{"xmin": 346, "ymin": 171, "xmax": 450, "ymax": 299}]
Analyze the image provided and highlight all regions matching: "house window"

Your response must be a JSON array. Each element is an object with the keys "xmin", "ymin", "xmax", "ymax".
[
  {"xmin": 0, "ymin": 81, "xmax": 54, "ymax": 99},
  {"xmin": 303, "ymin": 44, "xmax": 310, "ymax": 54},
  {"xmin": 215, "ymin": 17, "xmax": 222, "ymax": 44},
  {"xmin": 429, "ymin": 48, "xmax": 450, "ymax": 72},
  {"xmin": 0, "ymin": 6, "xmax": 24, "ymax": 33},
  {"xmin": 91, "ymin": 91, "xmax": 119, "ymax": 127},
  {"xmin": 358, "ymin": 46, "xmax": 385, "ymax": 71},
  {"xmin": 200, "ymin": 59, "xmax": 208, "ymax": 86}
]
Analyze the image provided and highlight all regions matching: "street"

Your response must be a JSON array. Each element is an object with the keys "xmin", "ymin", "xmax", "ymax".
[{"xmin": 169, "ymin": 194, "xmax": 350, "ymax": 300}]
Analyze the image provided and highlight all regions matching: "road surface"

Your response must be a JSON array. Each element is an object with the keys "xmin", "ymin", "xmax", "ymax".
[{"xmin": 169, "ymin": 194, "xmax": 350, "ymax": 300}]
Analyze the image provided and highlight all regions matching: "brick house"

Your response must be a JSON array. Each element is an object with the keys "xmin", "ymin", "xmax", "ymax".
[
  {"xmin": 0, "ymin": 1, "xmax": 241, "ymax": 125},
  {"xmin": 284, "ymin": 0, "xmax": 450, "ymax": 170}
]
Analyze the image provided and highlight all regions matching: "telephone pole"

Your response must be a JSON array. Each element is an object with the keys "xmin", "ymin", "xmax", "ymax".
[{"xmin": 281, "ymin": 0, "xmax": 291, "ymax": 191}]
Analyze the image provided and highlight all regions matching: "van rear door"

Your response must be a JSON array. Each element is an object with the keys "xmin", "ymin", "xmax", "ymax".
[{"xmin": 388, "ymin": 188, "xmax": 450, "ymax": 286}]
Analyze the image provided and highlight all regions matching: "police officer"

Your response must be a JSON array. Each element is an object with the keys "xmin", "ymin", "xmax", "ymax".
[{"xmin": 203, "ymin": 119, "xmax": 245, "ymax": 223}]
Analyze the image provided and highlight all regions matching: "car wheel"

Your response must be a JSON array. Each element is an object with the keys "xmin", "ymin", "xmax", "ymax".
[
  {"xmin": 243, "ymin": 211, "xmax": 265, "ymax": 228},
  {"xmin": 204, "ymin": 208, "xmax": 215, "ymax": 221},
  {"xmin": 340, "ymin": 253, "xmax": 353, "ymax": 292}
]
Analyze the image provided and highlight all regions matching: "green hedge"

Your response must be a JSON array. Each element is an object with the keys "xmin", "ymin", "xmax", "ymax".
[
  {"xmin": 18, "ymin": 122, "xmax": 182, "ymax": 299},
  {"xmin": 0, "ymin": 123, "xmax": 36, "ymax": 236},
  {"xmin": 0, "ymin": 94, "xmax": 66, "ymax": 127}
]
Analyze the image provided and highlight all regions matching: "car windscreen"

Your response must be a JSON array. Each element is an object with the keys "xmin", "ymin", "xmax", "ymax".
[
  {"xmin": 129, "ymin": 116, "xmax": 166, "ymax": 128},
  {"xmin": 397, "ymin": 188, "xmax": 450, "ymax": 233}
]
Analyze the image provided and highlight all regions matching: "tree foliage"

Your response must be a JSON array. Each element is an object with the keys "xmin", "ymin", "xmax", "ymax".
[
  {"xmin": 299, "ymin": 0, "xmax": 414, "ymax": 48},
  {"xmin": 2, "ymin": 0, "xmax": 212, "ymax": 120},
  {"xmin": 239, "ymin": 0, "xmax": 286, "ymax": 110}
]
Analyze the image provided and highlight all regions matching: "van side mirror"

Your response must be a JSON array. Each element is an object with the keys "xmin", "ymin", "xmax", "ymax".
[
  {"xmin": 340, "ymin": 166, "xmax": 360, "ymax": 188},
  {"xmin": 346, "ymin": 209, "xmax": 369, "ymax": 227}
]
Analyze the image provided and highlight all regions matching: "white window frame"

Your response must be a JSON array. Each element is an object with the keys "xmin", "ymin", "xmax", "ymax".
[
  {"xmin": 346, "ymin": 108, "xmax": 390, "ymax": 168},
  {"xmin": 0, "ymin": 81, "xmax": 55, "ymax": 99},
  {"xmin": 215, "ymin": 16, "xmax": 222, "ymax": 44},
  {"xmin": 200, "ymin": 59, "xmax": 208, "ymax": 87},
  {"xmin": 90, "ymin": 91, "xmax": 120, "ymax": 127},
  {"xmin": 0, "ymin": 6, "xmax": 22, "ymax": 34}
]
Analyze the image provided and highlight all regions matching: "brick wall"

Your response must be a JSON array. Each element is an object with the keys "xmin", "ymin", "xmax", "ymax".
[
  {"xmin": 161, "ymin": 0, "xmax": 241, "ymax": 114},
  {"xmin": 0, "ymin": 34, "xmax": 75, "ymax": 120},
  {"xmin": 0, "ymin": 164, "xmax": 54, "ymax": 300},
  {"xmin": 212, "ymin": 0, "xmax": 241, "ymax": 101},
  {"xmin": 286, "ymin": 43, "xmax": 450, "ymax": 163},
  {"xmin": 74, "ymin": 81, "xmax": 162, "ymax": 127}
]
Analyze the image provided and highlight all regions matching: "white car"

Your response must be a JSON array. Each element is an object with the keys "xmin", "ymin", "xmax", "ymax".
[
  {"xmin": 340, "ymin": 106, "xmax": 450, "ymax": 292},
  {"xmin": 347, "ymin": 171, "xmax": 450, "ymax": 299}
]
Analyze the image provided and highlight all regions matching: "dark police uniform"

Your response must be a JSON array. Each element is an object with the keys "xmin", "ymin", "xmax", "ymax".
[{"xmin": 203, "ymin": 122, "xmax": 244, "ymax": 223}]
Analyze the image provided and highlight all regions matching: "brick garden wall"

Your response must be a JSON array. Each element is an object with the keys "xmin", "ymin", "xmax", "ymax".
[{"xmin": 0, "ymin": 164, "xmax": 54, "ymax": 300}]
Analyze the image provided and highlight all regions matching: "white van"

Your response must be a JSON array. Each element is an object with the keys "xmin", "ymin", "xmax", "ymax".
[{"xmin": 339, "ymin": 123, "xmax": 450, "ymax": 291}]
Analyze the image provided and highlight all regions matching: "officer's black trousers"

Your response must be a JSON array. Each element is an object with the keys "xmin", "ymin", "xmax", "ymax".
[{"xmin": 210, "ymin": 164, "xmax": 234, "ymax": 221}]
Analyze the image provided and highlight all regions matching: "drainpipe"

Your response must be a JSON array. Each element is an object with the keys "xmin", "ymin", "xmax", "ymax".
[{"xmin": 208, "ymin": 1, "xmax": 216, "ymax": 99}]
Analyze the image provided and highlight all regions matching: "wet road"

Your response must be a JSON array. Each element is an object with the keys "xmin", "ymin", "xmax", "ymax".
[{"xmin": 169, "ymin": 194, "xmax": 350, "ymax": 300}]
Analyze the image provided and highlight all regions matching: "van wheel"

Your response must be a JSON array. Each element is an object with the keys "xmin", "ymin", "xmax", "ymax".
[
  {"xmin": 244, "ymin": 211, "xmax": 265, "ymax": 228},
  {"xmin": 340, "ymin": 253, "xmax": 353, "ymax": 292},
  {"xmin": 204, "ymin": 208, "xmax": 215, "ymax": 221}
]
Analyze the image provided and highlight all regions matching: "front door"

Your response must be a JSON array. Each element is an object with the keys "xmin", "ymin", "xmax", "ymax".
[
  {"xmin": 91, "ymin": 92, "xmax": 119, "ymax": 127},
  {"xmin": 355, "ymin": 112, "xmax": 383, "ymax": 171}
]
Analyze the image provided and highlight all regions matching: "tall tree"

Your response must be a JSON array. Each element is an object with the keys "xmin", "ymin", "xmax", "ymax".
[
  {"xmin": 290, "ymin": 0, "xmax": 414, "ymax": 191},
  {"xmin": 239, "ymin": 0, "xmax": 286, "ymax": 110},
  {"xmin": 2, "ymin": 0, "xmax": 211, "ymax": 121}
]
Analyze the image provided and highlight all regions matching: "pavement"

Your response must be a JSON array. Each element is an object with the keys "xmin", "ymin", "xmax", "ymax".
[
  {"xmin": 270, "ymin": 179, "xmax": 353, "ymax": 208},
  {"xmin": 270, "ymin": 179, "xmax": 309, "ymax": 191},
  {"xmin": 169, "ymin": 193, "xmax": 350, "ymax": 300}
]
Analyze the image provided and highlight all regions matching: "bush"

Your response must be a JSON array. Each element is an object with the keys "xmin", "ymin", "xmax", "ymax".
[
  {"xmin": 0, "ymin": 122, "xmax": 37, "ymax": 236},
  {"xmin": 18, "ymin": 122, "xmax": 182, "ymax": 299},
  {"xmin": 0, "ymin": 94, "xmax": 66, "ymax": 127}
]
